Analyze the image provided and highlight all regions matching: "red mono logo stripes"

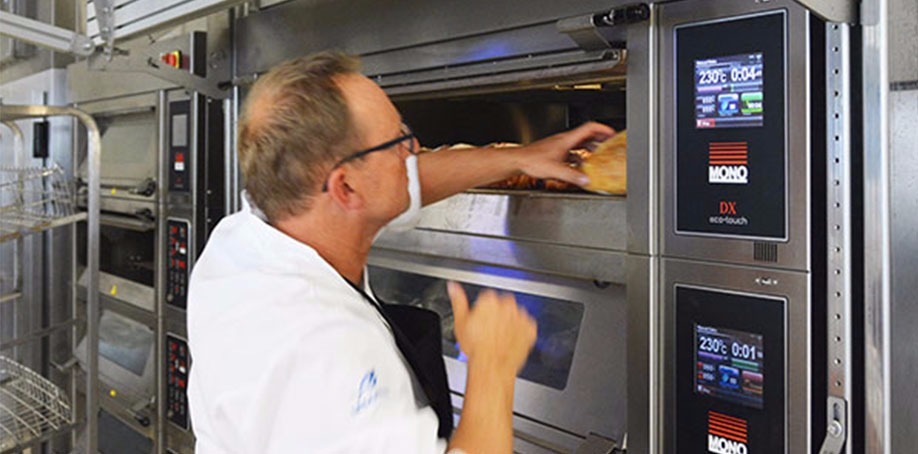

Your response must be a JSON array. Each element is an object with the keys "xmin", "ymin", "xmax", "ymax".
[
  {"xmin": 708, "ymin": 411, "xmax": 748, "ymax": 443},
  {"xmin": 708, "ymin": 142, "xmax": 749, "ymax": 166}
]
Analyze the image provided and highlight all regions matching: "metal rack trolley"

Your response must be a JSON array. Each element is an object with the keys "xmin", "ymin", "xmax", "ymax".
[{"xmin": 0, "ymin": 105, "xmax": 101, "ymax": 453}]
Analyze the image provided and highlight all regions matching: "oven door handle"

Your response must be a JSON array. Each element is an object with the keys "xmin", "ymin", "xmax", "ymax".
[{"xmin": 557, "ymin": 4, "xmax": 650, "ymax": 52}]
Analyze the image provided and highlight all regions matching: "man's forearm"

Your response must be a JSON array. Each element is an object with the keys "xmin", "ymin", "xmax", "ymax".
[
  {"xmin": 447, "ymin": 361, "xmax": 517, "ymax": 454},
  {"xmin": 417, "ymin": 147, "xmax": 522, "ymax": 206}
]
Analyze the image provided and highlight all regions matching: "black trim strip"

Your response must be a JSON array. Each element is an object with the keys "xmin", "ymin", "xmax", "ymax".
[{"xmin": 891, "ymin": 80, "xmax": 918, "ymax": 91}]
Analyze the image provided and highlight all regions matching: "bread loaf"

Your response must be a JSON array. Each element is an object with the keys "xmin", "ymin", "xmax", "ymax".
[{"xmin": 581, "ymin": 131, "xmax": 627, "ymax": 195}]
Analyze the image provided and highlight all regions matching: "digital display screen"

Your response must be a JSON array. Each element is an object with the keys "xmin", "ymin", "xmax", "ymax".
[
  {"xmin": 695, "ymin": 53, "xmax": 764, "ymax": 129},
  {"xmin": 171, "ymin": 113, "xmax": 188, "ymax": 147},
  {"xmin": 695, "ymin": 324, "xmax": 764, "ymax": 409}
]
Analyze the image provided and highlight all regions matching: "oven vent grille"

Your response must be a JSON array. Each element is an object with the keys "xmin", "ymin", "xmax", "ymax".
[{"xmin": 753, "ymin": 242, "xmax": 778, "ymax": 262}]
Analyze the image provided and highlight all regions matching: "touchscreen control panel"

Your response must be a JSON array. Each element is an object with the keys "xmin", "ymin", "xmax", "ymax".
[
  {"xmin": 676, "ymin": 285, "xmax": 785, "ymax": 454},
  {"xmin": 695, "ymin": 53, "xmax": 764, "ymax": 129},
  {"xmin": 675, "ymin": 12, "xmax": 787, "ymax": 240},
  {"xmin": 695, "ymin": 324, "xmax": 764, "ymax": 409}
]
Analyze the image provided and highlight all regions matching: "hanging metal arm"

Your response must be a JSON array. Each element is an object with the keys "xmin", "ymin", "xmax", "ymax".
[{"xmin": 0, "ymin": 11, "xmax": 94, "ymax": 57}]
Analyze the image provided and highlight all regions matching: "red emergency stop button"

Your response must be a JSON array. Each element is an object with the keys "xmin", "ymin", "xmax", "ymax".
[{"xmin": 161, "ymin": 50, "xmax": 182, "ymax": 69}]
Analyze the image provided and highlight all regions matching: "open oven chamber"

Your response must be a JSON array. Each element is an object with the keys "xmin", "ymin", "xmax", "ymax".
[{"xmin": 236, "ymin": 1, "xmax": 656, "ymax": 452}]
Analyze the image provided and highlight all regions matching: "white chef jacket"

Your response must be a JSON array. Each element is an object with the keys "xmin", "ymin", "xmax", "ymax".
[{"xmin": 187, "ymin": 197, "xmax": 446, "ymax": 453}]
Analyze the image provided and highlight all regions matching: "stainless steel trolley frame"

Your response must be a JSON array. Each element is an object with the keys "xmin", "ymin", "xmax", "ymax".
[{"xmin": 0, "ymin": 105, "xmax": 101, "ymax": 453}]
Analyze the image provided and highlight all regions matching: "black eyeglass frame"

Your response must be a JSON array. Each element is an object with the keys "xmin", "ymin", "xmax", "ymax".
[{"xmin": 321, "ymin": 124, "xmax": 417, "ymax": 192}]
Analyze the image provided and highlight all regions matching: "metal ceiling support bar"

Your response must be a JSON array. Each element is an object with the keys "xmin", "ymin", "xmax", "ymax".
[
  {"xmin": 0, "ymin": 11, "xmax": 93, "ymax": 57},
  {"xmin": 86, "ymin": 0, "xmax": 247, "ymax": 42}
]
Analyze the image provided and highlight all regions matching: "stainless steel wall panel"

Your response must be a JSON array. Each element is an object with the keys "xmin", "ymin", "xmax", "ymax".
[
  {"xmin": 889, "ymin": 87, "xmax": 918, "ymax": 453},
  {"xmin": 889, "ymin": 0, "xmax": 918, "ymax": 84}
]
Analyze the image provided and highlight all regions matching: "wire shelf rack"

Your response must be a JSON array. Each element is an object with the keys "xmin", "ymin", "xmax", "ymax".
[
  {"xmin": 0, "ymin": 355, "xmax": 74, "ymax": 452},
  {"xmin": 0, "ymin": 165, "xmax": 86, "ymax": 244}
]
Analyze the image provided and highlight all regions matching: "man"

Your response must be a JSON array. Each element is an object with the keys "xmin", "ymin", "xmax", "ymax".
[{"xmin": 187, "ymin": 52, "xmax": 614, "ymax": 453}]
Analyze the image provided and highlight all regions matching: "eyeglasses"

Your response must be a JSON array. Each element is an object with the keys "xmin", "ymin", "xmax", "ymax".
[{"xmin": 321, "ymin": 124, "xmax": 417, "ymax": 192}]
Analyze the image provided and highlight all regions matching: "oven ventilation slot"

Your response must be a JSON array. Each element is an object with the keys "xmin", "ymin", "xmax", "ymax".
[{"xmin": 754, "ymin": 242, "xmax": 779, "ymax": 262}]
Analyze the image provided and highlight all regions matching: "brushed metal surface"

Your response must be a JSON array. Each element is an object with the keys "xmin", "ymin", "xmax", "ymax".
[
  {"xmin": 861, "ymin": 0, "xmax": 892, "ymax": 450},
  {"xmin": 888, "ymin": 0, "xmax": 918, "ymax": 84},
  {"xmin": 626, "ymin": 254, "xmax": 655, "ymax": 454},
  {"xmin": 450, "ymin": 393, "xmax": 587, "ymax": 452},
  {"xmin": 626, "ymin": 12, "xmax": 656, "ymax": 257},
  {"xmin": 795, "ymin": 0, "xmax": 857, "ymax": 22},
  {"xmin": 823, "ymin": 23, "xmax": 854, "ymax": 454},
  {"xmin": 373, "ymin": 228, "xmax": 628, "ymax": 283},
  {"xmin": 235, "ymin": 0, "xmax": 643, "ymax": 77},
  {"xmin": 68, "ymin": 59, "xmax": 175, "ymax": 104},
  {"xmin": 889, "ymin": 88, "xmax": 918, "ymax": 454},
  {"xmin": 414, "ymin": 192, "xmax": 627, "ymax": 251}
]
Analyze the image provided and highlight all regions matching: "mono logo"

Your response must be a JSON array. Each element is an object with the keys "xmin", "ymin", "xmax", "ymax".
[
  {"xmin": 708, "ymin": 142, "xmax": 749, "ymax": 185},
  {"xmin": 707, "ymin": 411, "xmax": 749, "ymax": 454},
  {"xmin": 708, "ymin": 434, "xmax": 748, "ymax": 454}
]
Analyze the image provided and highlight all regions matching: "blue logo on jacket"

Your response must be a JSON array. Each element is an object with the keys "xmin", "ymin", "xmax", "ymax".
[{"xmin": 354, "ymin": 369, "xmax": 382, "ymax": 413}]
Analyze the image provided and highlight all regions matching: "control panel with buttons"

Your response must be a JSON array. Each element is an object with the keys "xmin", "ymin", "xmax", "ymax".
[
  {"xmin": 166, "ymin": 333, "xmax": 191, "ymax": 430},
  {"xmin": 166, "ymin": 218, "xmax": 191, "ymax": 309}
]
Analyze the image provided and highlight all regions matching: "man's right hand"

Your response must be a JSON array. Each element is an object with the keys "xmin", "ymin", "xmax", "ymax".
[
  {"xmin": 446, "ymin": 281, "xmax": 536, "ymax": 454},
  {"xmin": 447, "ymin": 281, "xmax": 537, "ymax": 377}
]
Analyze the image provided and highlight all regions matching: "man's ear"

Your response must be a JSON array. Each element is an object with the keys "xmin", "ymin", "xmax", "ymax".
[{"xmin": 325, "ymin": 167, "xmax": 365, "ymax": 210}]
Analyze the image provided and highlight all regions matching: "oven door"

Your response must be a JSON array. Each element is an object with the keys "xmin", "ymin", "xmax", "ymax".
[
  {"xmin": 368, "ymin": 251, "xmax": 627, "ymax": 450},
  {"xmin": 77, "ymin": 93, "xmax": 159, "ymax": 223}
]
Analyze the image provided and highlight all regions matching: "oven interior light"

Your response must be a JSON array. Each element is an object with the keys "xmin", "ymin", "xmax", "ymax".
[{"xmin": 552, "ymin": 83, "xmax": 604, "ymax": 91}]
